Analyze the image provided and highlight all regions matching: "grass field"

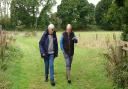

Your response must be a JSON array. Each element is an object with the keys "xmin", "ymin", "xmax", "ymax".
[{"xmin": 6, "ymin": 31, "xmax": 122, "ymax": 89}]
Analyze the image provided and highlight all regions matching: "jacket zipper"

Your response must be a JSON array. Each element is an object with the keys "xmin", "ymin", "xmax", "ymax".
[{"xmin": 68, "ymin": 33, "xmax": 71, "ymax": 55}]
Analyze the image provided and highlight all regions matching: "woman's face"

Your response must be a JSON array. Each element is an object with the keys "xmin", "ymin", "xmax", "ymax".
[
  {"xmin": 66, "ymin": 25, "xmax": 72, "ymax": 33},
  {"xmin": 66, "ymin": 28, "xmax": 72, "ymax": 33}
]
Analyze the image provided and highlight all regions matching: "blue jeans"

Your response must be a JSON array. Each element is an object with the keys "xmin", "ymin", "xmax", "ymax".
[
  {"xmin": 63, "ymin": 52, "xmax": 73, "ymax": 70},
  {"xmin": 44, "ymin": 54, "xmax": 54, "ymax": 81}
]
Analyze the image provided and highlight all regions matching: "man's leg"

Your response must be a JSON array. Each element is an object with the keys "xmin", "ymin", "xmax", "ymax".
[
  {"xmin": 67, "ymin": 56, "xmax": 73, "ymax": 83},
  {"xmin": 44, "ymin": 56, "xmax": 49, "ymax": 82},
  {"xmin": 49, "ymin": 54, "xmax": 55, "ymax": 86}
]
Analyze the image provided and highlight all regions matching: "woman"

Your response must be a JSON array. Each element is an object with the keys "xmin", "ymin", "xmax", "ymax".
[
  {"xmin": 60, "ymin": 24, "xmax": 78, "ymax": 83},
  {"xmin": 39, "ymin": 24, "xmax": 58, "ymax": 86}
]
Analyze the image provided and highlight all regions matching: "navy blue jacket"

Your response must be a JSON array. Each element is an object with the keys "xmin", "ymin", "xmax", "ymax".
[{"xmin": 39, "ymin": 29, "xmax": 58, "ymax": 58}]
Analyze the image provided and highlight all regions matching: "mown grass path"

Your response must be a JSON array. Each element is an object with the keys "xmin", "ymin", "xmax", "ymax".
[{"xmin": 7, "ymin": 32, "xmax": 113, "ymax": 89}]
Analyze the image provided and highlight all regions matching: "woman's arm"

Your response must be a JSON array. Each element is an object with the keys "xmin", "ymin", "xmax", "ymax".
[
  {"xmin": 72, "ymin": 32, "xmax": 78, "ymax": 43},
  {"xmin": 60, "ymin": 34, "xmax": 64, "ymax": 52}
]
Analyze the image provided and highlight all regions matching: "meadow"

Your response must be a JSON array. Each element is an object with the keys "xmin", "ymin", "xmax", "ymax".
[{"xmin": 1, "ymin": 31, "xmax": 122, "ymax": 89}]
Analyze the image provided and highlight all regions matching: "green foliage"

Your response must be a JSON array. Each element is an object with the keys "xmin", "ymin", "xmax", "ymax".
[
  {"xmin": 38, "ymin": 12, "xmax": 50, "ymax": 29},
  {"xmin": 114, "ymin": 0, "xmax": 128, "ymax": 41},
  {"xmin": 10, "ymin": 0, "xmax": 39, "ymax": 28},
  {"xmin": 105, "ymin": 3, "xmax": 122, "ymax": 30},
  {"xmin": 121, "ymin": 24, "xmax": 128, "ymax": 41},
  {"xmin": 0, "ymin": 30, "xmax": 21, "ymax": 71},
  {"xmin": 37, "ymin": 0, "xmax": 56, "ymax": 29},
  {"xmin": 95, "ymin": 0, "xmax": 128, "ymax": 37},
  {"xmin": 115, "ymin": 0, "xmax": 124, "ymax": 7},
  {"xmin": 0, "ymin": 31, "xmax": 22, "ymax": 89},
  {"xmin": 57, "ymin": 0, "xmax": 95, "ymax": 30},
  {"xmin": 95, "ymin": 0, "xmax": 112, "ymax": 30},
  {"xmin": 50, "ymin": 12, "xmax": 62, "ymax": 29},
  {"xmin": 0, "ymin": 17, "xmax": 15, "ymax": 30}
]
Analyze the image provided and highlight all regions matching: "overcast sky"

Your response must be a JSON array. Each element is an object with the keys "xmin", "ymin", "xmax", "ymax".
[{"xmin": 52, "ymin": 0, "xmax": 101, "ymax": 12}]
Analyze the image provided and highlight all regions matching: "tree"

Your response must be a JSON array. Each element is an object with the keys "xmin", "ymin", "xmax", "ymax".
[
  {"xmin": 0, "ymin": 0, "xmax": 13, "ymax": 30},
  {"xmin": 87, "ymin": 3, "xmax": 95, "ymax": 25},
  {"xmin": 95, "ymin": 0, "xmax": 112, "ymax": 30},
  {"xmin": 37, "ymin": 0, "xmax": 56, "ymax": 29},
  {"xmin": 57, "ymin": 0, "xmax": 93, "ymax": 30},
  {"xmin": 57, "ymin": 0, "xmax": 78, "ymax": 29},
  {"xmin": 50, "ymin": 12, "xmax": 61, "ymax": 29},
  {"xmin": 115, "ymin": 0, "xmax": 124, "ymax": 7},
  {"xmin": 105, "ymin": 3, "xmax": 122, "ymax": 30},
  {"xmin": 116, "ymin": 0, "xmax": 128, "ymax": 41},
  {"xmin": 10, "ymin": 0, "xmax": 39, "ymax": 28}
]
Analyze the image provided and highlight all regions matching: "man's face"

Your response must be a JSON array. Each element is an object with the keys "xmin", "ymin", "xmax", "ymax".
[{"xmin": 48, "ymin": 28, "xmax": 54, "ymax": 35}]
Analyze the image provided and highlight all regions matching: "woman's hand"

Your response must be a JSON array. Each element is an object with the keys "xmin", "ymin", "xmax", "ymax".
[{"xmin": 72, "ymin": 37, "xmax": 78, "ymax": 43}]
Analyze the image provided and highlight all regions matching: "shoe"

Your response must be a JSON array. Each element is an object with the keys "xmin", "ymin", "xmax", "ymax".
[
  {"xmin": 51, "ymin": 80, "xmax": 55, "ymax": 86},
  {"xmin": 44, "ymin": 76, "xmax": 48, "ymax": 82},
  {"xmin": 68, "ymin": 80, "xmax": 71, "ymax": 84}
]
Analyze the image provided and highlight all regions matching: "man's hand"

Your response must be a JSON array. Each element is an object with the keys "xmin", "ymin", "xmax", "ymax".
[
  {"xmin": 54, "ymin": 54, "xmax": 58, "ymax": 58},
  {"xmin": 41, "ymin": 53, "xmax": 45, "ymax": 58}
]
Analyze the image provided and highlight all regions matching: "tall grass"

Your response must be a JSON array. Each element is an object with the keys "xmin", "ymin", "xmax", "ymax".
[
  {"xmin": 104, "ymin": 35, "xmax": 128, "ymax": 89},
  {"xmin": 0, "ymin": 30, "xmax": 17, "ymax": 89},
  {"xmin": 0, "ymin": 30, "xmax": 16, "ymax": 70},
  {"xmin": 76, "ymin": 32, "xmax": 121, "ymax": 49}
]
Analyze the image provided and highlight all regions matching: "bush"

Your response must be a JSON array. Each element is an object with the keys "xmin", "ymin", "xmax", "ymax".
[{"xmin": 0, "ymin": 17, "xmax": 15, "ymax": 30}]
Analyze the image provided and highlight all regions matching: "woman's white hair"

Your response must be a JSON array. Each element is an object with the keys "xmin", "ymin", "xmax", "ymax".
[{"xmin": 48, "ymin": 24, "xmax": 55, "ymax": 30}]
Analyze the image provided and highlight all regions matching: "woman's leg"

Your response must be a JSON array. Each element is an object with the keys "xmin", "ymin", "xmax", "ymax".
[
  {"xmin": 69, "ymin": 56, "xmax": 73, "ymax": 70},
  {"xmin": 64, "ymin": 53, "xmax": 73, "ymax": 83}
]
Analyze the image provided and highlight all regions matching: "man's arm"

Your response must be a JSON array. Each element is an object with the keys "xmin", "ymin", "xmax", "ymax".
[
  {"xmin": 39, "ymin": 32, "xmax": 46, "ymax": 57},
  {"xmin": 54, "ymin": 33, "xmax": 58, "ymax": 57}
]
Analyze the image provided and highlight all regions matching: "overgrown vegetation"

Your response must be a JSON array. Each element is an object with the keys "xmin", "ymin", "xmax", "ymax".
[
  {"xmin": 104, "ymin": 36, "xmax": 128, "ymax": 89},
  {"xmin": 0, "ymin": 30, "xmax": 22, "ymax": 89},
  {"xmin": 0, "ymin": 30, "xmax": 15, "ymax": 70}
]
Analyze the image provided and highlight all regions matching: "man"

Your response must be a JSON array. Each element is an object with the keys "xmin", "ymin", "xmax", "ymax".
[
  {"xmin": 60, "ymin": 24, "xmax": 78, "ymax": 84},
  {"xmin": 39, "ymin": 24, "xmax": 58, "ymax": 86}
]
